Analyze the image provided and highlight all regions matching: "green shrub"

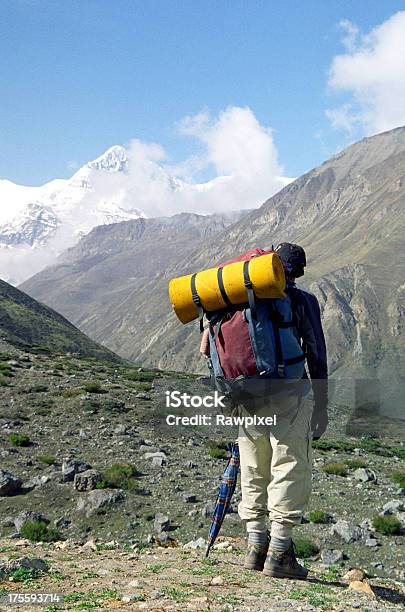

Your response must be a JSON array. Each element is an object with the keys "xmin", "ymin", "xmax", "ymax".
[
  {"xmin": 96, "ymin": 463, "xmax": 139, "ymax": 490},
  {"xmin": 82, "ymin": 380, "xmax": 107, "ymax": 394},
  {"xmin": 38, "ymin": 454, "xmax": 56, "ymax": 465},
  {"xmin": 322, "ymin": 462, "xmax": 347, "ymax": 476},
  {"xmin": 372, "ymin": 515, "xmax": 402, "ymax": 536},
  {"xmin": 8, "ymin": 567, "xmax": 44, "ymax": 581},
  {"xmin": 294, "ymin": 538, "xmax": 319, "ymax": 558},
  {"xmin": 345, "ymin": 458, "xmax": 367, "ymax": 469},
  {"xmin": 28, "ymin": 384, "xmax": 48, "ymax": 393},
  {"xmin": 0, "ymin": 375, "xmax": 9, "ymax": 387},
  {"xmin": 391, "ymin": 446, "xmax": 405, "ymax": 460},
  {"xmin": 391, "ymin": 471, "xmax": 405, "ymax": 489},
  {"xmin": 308, "ymin": 510, "xmax": 329, "ymax": 524},
  {"xmin": 20, "ymin": 521, "xmax": 60, "ymax": 543},
  {"xmin": 62, "ymin": 387, "xmax": 83, "ymax": 398},
  {"xmin": 312, "ymin": 439, "xmax": 355, "ymax": 452},
  {"xmin": 205, "ymin": 440, "xmax": 228, "ymax": 460},
  {"xmin": 9, "ymin": 433, "xmax": 30, "ymax": 447},
  {"xmin": 125, "ymin": 370, "xmax": 157, "ymax": 382}
]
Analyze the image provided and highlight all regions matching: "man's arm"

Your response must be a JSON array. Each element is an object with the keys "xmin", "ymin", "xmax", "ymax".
[{"xmin": 292, "ymin": 287, "xmax": 328, "ymax": 437}]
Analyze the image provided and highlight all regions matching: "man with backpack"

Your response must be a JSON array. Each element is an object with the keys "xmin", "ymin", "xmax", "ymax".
[{"xmin": 237, "ymin": 242, "xmax": 328, "ymax": 579}]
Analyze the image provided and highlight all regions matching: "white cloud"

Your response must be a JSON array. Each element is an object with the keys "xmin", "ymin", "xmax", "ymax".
[
  {"xmin": 121, "ymin": 106, "xmax": 288, "ymax": 217},
  {"xmin": 0, "ymin": 106, "xmax": 292, "ymax": 283},
  {"xmin": 327, "ymin": 12, "xmax": 405, "ymax": 134}
]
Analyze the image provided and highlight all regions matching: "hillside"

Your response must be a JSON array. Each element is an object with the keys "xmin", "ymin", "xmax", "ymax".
[
  {"xmin": 21, "ymin": 127, "xmax": 405, "ymax": 414},
  {"xmin": 0, "ymin": 280, "xmax": 119, "ymax": 361},
  {"xmin": 0, "ymin": 344, "xmax": 404, "ymax": 611}
]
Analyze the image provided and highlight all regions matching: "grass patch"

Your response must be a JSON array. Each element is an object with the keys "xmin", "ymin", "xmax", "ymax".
[
  {"xmin": 8, "ymin": 567, "xmax": 45, "ymax": 582},
  {"xmin": 391, "ymin": 470, "xmax": 405, "ymax": 489},
  {"xmin": 322, "ymin": 462, "xmax": 347, "ymax": 476},
  {"xmin": 20, "ymin": 520, "xmax": 61, "ymax": 543},
  {"xmin": 37, "ymin": 453, "xmax": 57, "ymax": 465},
  {"xmin": 162, "ymin": 587, "xmax": 192, "ymax": 602},
  {"xmin": 308, "ymin": 510, "xmax": 329, "ymax": 524},
  {"xmin": 9, "ymin": 432, "xmax": 30, "ymax": 447},
  {"xmin": 62, "ymin": 387, "xmax": 83, "ymax": 398},
  {"xmin": 205, "ymin": 439, "xmax": 228, "ymax": 459},
  {"xmin": 372, "ymin": 514, "xmax": 402, "ymax": 535},
  {"xmin": 294, "ymin": 538, "xmax": 319, "ymax": 558},
  {"xmin": 28, "ymin": 384, "xmax": 48, "ymax": 393},
  {"xmin": 344, "ymin": 458, "xmax": 368, "ymax": 469},
  {"xmin": 64, "ymin": 589, "xmax": 119, "ymax": 608},
  {"xmin": 96, "ymin": 463, "xmax": 139, "ymax": 490},
  {"xmin": 124, "ymin": 369, "xmax": 158, "ymax": 382},
  {"xmin": 82, "ymin": 380, "xmax": 107, "ymax": 394},
  {"xmin": 312, "ymin": 438, "xmax": 355, "ymax": 452}
]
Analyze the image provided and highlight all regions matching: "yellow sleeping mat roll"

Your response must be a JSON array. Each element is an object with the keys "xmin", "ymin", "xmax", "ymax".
[{"xmin": 168, "ymin": 252, "xmax": 285, "ymax": 324}]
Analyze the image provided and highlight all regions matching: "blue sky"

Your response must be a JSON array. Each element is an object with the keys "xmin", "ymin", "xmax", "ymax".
[{"xmin": 1, "ymin": 0, "xmax": 405, "ymax": 186}]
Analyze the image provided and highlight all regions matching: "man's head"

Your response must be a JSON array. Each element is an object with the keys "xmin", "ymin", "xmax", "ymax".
[{"xmin": 274, "ymin": 243, "xmax": 306, "ymax": 279}]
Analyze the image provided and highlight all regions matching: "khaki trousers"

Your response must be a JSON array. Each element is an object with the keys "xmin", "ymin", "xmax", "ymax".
[{"xmin": 237, "ymin": 391, "xmax": 313, "ymax": 531}]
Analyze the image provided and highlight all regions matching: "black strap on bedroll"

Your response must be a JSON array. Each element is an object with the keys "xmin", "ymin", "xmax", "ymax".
[
  {"xmin": 190, "ymin": 273, "xmax": 204, "ymax": 333},
  {"xmin": 217, "ymin": 267, "xmax": 233, "ymax": 307},
  {"xmin": 243, "ymin": 260, "xmax": 256, "ymax": 315}
]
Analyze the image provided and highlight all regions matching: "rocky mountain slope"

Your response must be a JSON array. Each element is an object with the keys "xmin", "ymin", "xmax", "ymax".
[
  {"xmin": 0, "ymin": 279, "xmax": 118, "ymax": 361},
  {"xmin": 0, "ymin": 344, "xmax": 404, "ymax": 604},
  {"xmin": 21, "ymin": 126, "xmax": 405, "ymax": 415}
]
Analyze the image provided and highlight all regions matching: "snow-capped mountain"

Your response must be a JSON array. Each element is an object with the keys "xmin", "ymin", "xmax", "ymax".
[
  {"xmin": 0, "ymin": 143, "xmax": 291, "ymax": 285},
  {"xmin": 0, "ymin": 146, "xmax": 145, "ymax": 284}
]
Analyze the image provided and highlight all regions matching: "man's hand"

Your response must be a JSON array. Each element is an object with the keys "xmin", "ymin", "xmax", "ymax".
[{"xmin": 311, "ymin": 406, "xmax": 328, "ymax": 440}]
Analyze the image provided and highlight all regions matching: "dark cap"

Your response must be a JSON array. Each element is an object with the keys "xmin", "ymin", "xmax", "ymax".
[{"xmin": 275, "ymin": 243, "xmax": 306, "ymax": 278}]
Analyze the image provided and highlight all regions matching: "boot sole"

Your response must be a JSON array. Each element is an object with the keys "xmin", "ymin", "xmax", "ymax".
[
  {"xmin": 262, "ymin": 567, "xmax": 308, "ymax": 580},
  {"xmin": 243, "ymin": 561, "xmax": 265, "ymax": 571}
]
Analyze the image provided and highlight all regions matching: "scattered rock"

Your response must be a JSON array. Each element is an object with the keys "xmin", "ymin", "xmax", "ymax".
[
  {"xmin": 210, "ymin": 575, "xmax": 224, "ymax": 586},
  {"xmin": 331, "ymin": 520, "xmax": 363, "ymax": 543},
  {"xmin": 14, "ymin": 511, "xmax": 49, "ymax": 532},
  {"xmin": 201, "ymin": 502, "xmax": 215, "ymax": 519},
  {"xmin": 136, "ymin": 392, "xmax": 152, "ymax": 401},
  {"xmin": 0, "ymin": 469, "xmax": 22, "ymax": 496},
  {"xmin": 183, "ymin": 537, "xmax": 206, "ymax": 549},
  {"xmin": 61, "ymin": 458, "xmax": 92, "ymax": 482},
  {"xmin": 0, "ymin": 557, "xmax": 48, "ymax": 580},
  {"xmin": 144, "ymin": 451, "xmax": 167, "ymax": 461},
  {"xmin": 183, "ymin": 494, "xmax": 197, "ymax": 503},
  {"xmin": 74, "ymin": 469, "xmax": 102, "ymax": 492},
  {"xmin": 365, "ymin": 537, "xmax": 378, "ymax": 547},
  {"xmin": 82, "ymin": 538, "xmax": 98, "ymax": 551},
  {"xmin": 114, "ymin": 424, "xmax": 128, "ymax": 435},
  {"xmin": 321, "ymin": 549, "xmax": 344, "ymax": 565},
  {"xmin": 354, "ymin": 468, "xmax": 377, "ymax": 483},
  {"xmin": 154, "ymin": 512, "xmax": 170, "ymax": 533},
  {"xmin": 152, "ymin": 456, "xmax": 165, "ymax": 467},
  {"xmin": 382, "ymin": 499, "xmax": 404, "ymax": 514},
  {"xmin": 76, "ymin": 489, "xmax": 124, "ymax": 517},
  {"xmin": 343, "ymin": 568, "xmax": 366, "ymax": 582},
  {"xmin": 26, "ymin": 474, "xmax": 51, "ymax": 488},
  {"xmin": 348, "ymin": 580, "xmax": 376, "ymax": 599}
]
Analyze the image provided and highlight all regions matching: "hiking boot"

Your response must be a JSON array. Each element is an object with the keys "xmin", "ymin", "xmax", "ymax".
[
  {"xmin": 243, "ymin": 531, "xmax": 270, "ymax": 571},
  {"xmin": 263, "ymin": 541, "xmax": 308, "ymax": 580}
]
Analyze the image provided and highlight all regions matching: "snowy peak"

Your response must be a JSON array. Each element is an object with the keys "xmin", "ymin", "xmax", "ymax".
[{"xmin": 87, "ymin": 145, "xmax": 128, "ymax": 173}]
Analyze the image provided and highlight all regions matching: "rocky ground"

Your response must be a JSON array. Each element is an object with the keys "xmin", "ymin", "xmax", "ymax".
[{"xmin": 0, "ymin": 342, "xmax": 404, "ymax": 610}]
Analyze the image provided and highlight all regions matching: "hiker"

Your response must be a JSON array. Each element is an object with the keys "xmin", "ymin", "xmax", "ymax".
[{"xmin": 238, "ymin": 242, "xmax": 328, "ymax": 579}]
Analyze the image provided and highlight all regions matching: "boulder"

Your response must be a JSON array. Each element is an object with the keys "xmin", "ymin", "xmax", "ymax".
[
  {"xmin": 321, "ymin": 549, "xmax": 344, "ymax": 565},
  {"xmin": 61, "ymin": 458, "xmax": 92, "ymax": 482},
  {"xmin": 382, "ymin": 499, "xmax": 404, "ymax": 514},
  {"xmin": 154, "ymin": 512, "xmax": 170, "ymax": 533},
  {"xmin": 353, "ymin": 468, "xmax": 377, "ymax": 483},
  {"xmin": 331, "ymin": 520, "xmax": 363, "ymax": 543},
  {"xmin": 14, "ymin": 511, "xmax": 49, "ymax": 532},
  {"xmin": 74, "ymin": 470, "xmax": 102, "ymax": 492},
  {"xmin": 0, "ymin": 469, "xmax": 22, "ymax": 496},
  {"xmin": 0, "ymin": 557, "xmax": 48, "ymax": 580},
  {"xmin": 76, "ymin": 489, "xmax": 124, "ymax": 517}
]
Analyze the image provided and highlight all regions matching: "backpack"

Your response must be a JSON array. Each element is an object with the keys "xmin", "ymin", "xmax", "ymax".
[{"xmin": 205, "ymin": 248, "xmax": 306, "ymax": 405}]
